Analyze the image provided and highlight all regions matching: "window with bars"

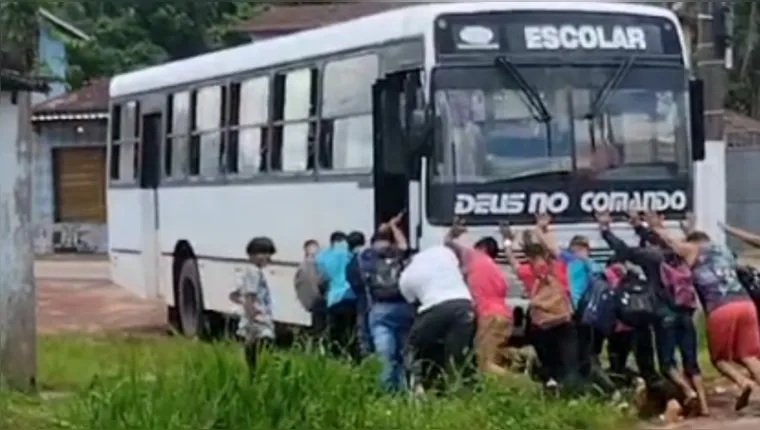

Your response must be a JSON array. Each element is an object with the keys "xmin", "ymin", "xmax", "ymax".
[{"xmin": 109, "ymin": 101, "xmax": 140, "ymax": 183}]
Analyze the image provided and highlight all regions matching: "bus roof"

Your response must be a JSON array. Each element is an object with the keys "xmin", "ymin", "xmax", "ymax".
[{"xmin": 110, "ymin": 1, "xmax": 681, "ymax": 99}]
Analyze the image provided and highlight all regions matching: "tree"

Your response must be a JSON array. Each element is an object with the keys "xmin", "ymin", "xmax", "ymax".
[
  {"xmin": 54, "ymin": 1, "xmax": 259, "ymax": 89},
  {"xmin": 0, "ymin": 0, "xmax": 45, "ymax": 73}
]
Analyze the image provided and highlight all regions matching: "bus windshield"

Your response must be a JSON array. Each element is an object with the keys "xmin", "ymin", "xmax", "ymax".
[{"xmin": 431, "ymin": 63, "xmax": 689, "ymax": 184}]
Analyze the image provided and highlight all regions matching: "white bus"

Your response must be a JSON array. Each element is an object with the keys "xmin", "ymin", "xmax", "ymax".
[{"xmin": 107, "ymin": 1, "xmax": 723, "ymax": 338}]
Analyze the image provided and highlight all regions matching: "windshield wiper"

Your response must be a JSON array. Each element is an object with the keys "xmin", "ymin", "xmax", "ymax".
[
  {"xmin": 494, "ymin": 56, "xmax": 552, "ymax": 123},
  {"xmin": 583, "ymin": 55, "xmax": 637, "ymax": 149}
]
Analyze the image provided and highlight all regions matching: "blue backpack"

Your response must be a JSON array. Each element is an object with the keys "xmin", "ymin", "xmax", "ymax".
[{"xmin": 578, "ymin": 270, "xmax": 618, "ymax": 336}]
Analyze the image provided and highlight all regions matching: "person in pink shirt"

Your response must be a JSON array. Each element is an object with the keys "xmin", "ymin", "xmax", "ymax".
[
  {"xmin": 503, "ymin": 225, "xmax": 577, "ymax": 387},
  {"xmin": 445, "ymin": 220, "xmax": 512, "ymax": 375}
]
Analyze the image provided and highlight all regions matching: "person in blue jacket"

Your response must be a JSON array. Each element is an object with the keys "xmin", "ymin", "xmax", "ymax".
[{"xmin": 317, "ymin": 231, "xmax": 357, "ymax": 359}]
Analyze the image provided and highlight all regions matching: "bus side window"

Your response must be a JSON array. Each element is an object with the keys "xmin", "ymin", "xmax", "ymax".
[
  {"xmin": 110, "ymin": 101, "xmax": 139, "ymax": 183},
  {"xmin": 110, "ymin": 104, "xmax": 122, "ymax": 180},
  {"xmin": 270, "ymin": 67, "xmax": 317, "ymax": 173},
  {"xmin": 194, "ymin": 85, "xmax": 224, "ymax": 178},
  {"xmin": 319, "ymin": 54, "xmax": 378, "ymax": 172},
  {"xmin": 230, "ymin": 76, "xmax": 269, "ymax": 176},
  {"xmin": 166, "ymin": 91, "xmax": 191, "ymax": 180}
]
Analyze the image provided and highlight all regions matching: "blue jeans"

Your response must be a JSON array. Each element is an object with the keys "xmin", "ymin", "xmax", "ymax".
[
  {"xmin": 356, "ymin": 293, "xmax": 373, "ymax": 357},
  {"xmin": 369, "ymin": 301, "xmax": 414, "ymax": 393},
  {"xmin": 657, "ymin": 310, "xmax": 700, "ymax": 377}
]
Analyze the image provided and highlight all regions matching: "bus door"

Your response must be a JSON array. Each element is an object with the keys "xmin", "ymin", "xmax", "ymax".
[
  {"xmin": 138, "ymin": 110, "xmax": 162, "ymax": 298},
  {"xmin": 372, "ymin": 69, "xmax": 425, "ymax": 248}
]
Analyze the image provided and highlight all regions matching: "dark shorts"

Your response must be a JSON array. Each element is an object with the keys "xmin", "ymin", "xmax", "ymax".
[
  {"xmin": 407, "ymin": 299, "xmax": 476, "ymax": 389},
  {"xmin": 657, "ymin": 310, "xmax": 700, "ymax": 376}
]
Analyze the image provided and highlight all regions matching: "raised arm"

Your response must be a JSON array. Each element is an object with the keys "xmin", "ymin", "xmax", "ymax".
[
  {"xmin": 443, "ymin": 217, "xmax": 470, "ymax": 256},
  {"xmin": 645, "ymin": 212, "xmax": 699, "ymax": 265},
  {"xmin": 498, "ymin": 221, "xmax": 522, "ymax": 269},
  {"xmin": 595, "ymin": 211, "xmax": 655, "ymax": 266},
  {"xmin": 720, "ymin": 223, "xmax": 760, "ymax": 249},
  {"xmin": 533, "ymin": 213, "xmax": 561, "ymax": 257},
  {"xmin": 628, "ymin": 208, "xmax": 670, "ymax": 250},
  {"xmin": 388, "ymin": 210, "xmax": 409, "ymax": 250}
]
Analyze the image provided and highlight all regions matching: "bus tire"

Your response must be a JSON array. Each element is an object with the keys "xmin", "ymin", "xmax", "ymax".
[{"xmin": 177, "ymin": 258, "xmax": 207, "ymax": 339}]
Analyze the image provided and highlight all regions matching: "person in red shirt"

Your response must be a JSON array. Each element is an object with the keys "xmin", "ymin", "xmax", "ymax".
[
  {"xmin": 445, "ymin": 220, "xmax": 512, "ymax": 375},
  {"xmin": 502, "ymin": 224, "xmax": 577, "ymax": 388},
  {"xmin": 504, "ymin": 228, "xmax": 569, "ymax": 298}
]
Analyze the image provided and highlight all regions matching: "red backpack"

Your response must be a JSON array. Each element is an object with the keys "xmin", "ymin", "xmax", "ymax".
[{"xmin": 659, "ymin": 261, "xmax": 697, "ymax": 309}]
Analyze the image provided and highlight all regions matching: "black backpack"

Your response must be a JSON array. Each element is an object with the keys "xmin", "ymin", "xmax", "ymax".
[
  {"xmin": 737, "ymin": 265, "xmax": 760, "ymax": 303},
  {"xmin": 578, "ymin": 272, "xmax": 619, "ymax": 336},
  {"xmin": 365, "ymin": 252, "xmax": 405, "ymax": 302},
  {"xmin": 616, "ymin": 271, "xmax": 659, "ymax": 327}
]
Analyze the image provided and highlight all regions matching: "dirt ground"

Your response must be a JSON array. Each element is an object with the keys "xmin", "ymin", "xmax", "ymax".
[{"xmin": 36, "ymin": 260, "xmax": 166, "ymax": 334}]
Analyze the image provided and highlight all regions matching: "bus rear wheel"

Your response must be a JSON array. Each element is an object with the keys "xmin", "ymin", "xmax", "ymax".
[{"xmin": 177, "ymin": 259, "xmax": 207, "ymax": 339}]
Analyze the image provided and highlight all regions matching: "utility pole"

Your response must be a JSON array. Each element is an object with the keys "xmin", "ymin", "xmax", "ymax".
[
  {"xmin": 0, "ymin": 88, "xmax": 36, "ymax": 392},
  {"xmin": 0, "ymin": 3, "xmax": 38, "ymax": 391}
]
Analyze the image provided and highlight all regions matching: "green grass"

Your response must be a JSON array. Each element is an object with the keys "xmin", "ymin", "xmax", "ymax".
[{"xmin": 0, "ymin": 335, "xmax": 631, "ymax": 430}]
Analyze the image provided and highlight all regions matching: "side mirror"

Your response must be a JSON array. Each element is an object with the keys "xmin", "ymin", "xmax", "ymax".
[{"xmin": 689, "ymin": 79, "xmax": 705, "ymax": 161}]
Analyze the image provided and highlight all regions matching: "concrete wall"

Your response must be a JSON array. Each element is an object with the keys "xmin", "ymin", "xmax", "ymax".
[{"xmin": 31, "ymin": 120, "xmax": 108, "ymax": 255}]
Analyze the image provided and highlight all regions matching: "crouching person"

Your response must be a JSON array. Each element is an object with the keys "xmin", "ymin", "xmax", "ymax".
[
  {"xmin": 230, "ymin": 237, "xmax": 277, "ymax": 377},
  {"xmin": 360, "ymin": 215, "xmax": 414, "ymax": 393},
  {"xmin": 400, "ymin": 244, "xmax": 476, "ymax": 393},
  {"xmin": 445, "ymin": 218, "xmax": 512, "ymax": 376}
]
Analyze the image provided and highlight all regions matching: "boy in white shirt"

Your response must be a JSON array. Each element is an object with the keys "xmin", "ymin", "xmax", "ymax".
[{"xmin": 399, "ymin": 244, "xmax": 475, "ymax": 392}]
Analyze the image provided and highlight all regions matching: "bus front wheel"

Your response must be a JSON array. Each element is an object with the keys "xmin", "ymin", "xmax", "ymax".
[{"xmin": 177, "ymin": 258, "xmax": 207, "ymax": 339}]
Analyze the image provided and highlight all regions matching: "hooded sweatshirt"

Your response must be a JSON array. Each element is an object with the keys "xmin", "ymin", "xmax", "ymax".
[{"xmin": 317, "ymin": 242, "xmax": 355, "ymax": 308}]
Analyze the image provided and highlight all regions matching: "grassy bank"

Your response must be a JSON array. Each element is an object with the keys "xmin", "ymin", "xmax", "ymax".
[{"xmin": 0, "ymin": 335, "xmax": 630, "ymax": 430}]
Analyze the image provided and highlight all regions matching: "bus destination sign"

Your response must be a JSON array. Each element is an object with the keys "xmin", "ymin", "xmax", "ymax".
[
  {"xmin": 427, "ymin": 178, "xmax": 692, "ymax": 226},
  {"xmin": 436, "ymin": 11, "xmax": 682, "ymax": 57}
]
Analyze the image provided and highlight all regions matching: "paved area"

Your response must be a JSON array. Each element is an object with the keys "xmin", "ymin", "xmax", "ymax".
[
  {"xmin": 35, "ymin": 258, "xmax": 111, "ymax": 281},
  {"xmin": 35, "ymin": 260, "xmax": 166, "ymax": 334}
]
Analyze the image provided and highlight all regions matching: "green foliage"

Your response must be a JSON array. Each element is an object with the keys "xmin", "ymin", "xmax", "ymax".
[
  {"xmin": 0, "ymin": 335, "xmax": 630, "ymax": 430},
  {"xmin": 0, "ymin": 0, "xmax": 52, "ymax": 73},
  {"xmin": 50, "ymin": 1, "xmax": 258, "ymax": 89},
  {"xmin": 726, "ymin": 1, "xmax": 760, "ymax": 118}
]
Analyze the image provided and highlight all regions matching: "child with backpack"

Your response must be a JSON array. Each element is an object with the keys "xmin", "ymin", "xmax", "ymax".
[
  {"xmin": 596, "ymin": 211, "xmax": 693, "ymax": 423},
  {"xmin": 359, "ymin": 213, "xmax": 414, "ymax": 393},
  {"xmin": 657, "ymin": 253, "xmax": 708, "ymax": 416}
]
